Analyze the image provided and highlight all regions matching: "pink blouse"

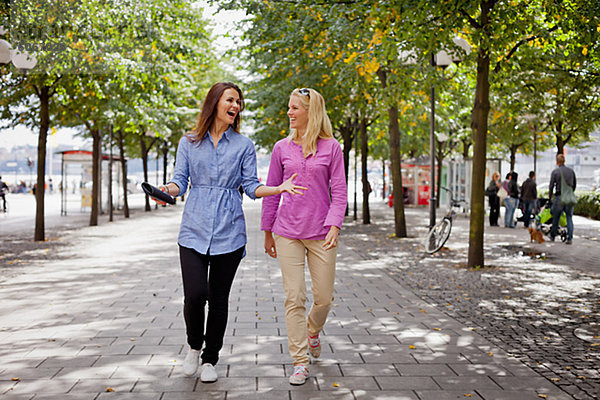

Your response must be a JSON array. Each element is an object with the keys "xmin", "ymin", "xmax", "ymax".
[{"xmin": 261, "ymin": 137, "xmax": 347, "ymax": 240}]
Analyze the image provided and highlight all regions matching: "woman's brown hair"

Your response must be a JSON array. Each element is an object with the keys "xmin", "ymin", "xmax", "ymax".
[{"xmin": 188, "ymin": 82, "xmax": 245, "ymax": 143}]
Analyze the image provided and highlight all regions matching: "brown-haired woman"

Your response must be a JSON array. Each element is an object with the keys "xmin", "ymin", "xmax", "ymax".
[{"xmin": 159, "ymin": 82, "xmax": 306, "ymax": 382}]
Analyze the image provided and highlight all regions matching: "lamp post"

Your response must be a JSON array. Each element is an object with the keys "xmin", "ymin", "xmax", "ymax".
[
  {"xmin": 0, "ymin": 29, "xmax": 38, "ymax": 70},
  {"xmin": 427, "ymin": 37, "xmax": 471, "ymax": 229}
]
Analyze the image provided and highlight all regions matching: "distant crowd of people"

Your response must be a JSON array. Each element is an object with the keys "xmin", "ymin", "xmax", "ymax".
[{"xmin": 486, "ymin": 154, "xmax": 577, "ymax": 244}]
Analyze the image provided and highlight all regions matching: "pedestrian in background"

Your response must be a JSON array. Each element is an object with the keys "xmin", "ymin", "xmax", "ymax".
[
  {"xmin": 0, "ymin": 176, "xmax": 8, "ymax": 212},
  {"xmin": 549, "ymin": 154, "xmax": 577, "ymax": 244},
  {"xmin": 520, "ymin": 171, "xmax": 537, "ymax": 228},
  {"xmin": 158, "ymin": 82, "xmax": 306, "ymax": 383},
  {"xmin": 504, "ymin": 172, "xmax": 519, "ymax": 228},
  {"xmin": 261, "ymin": 88, "xmax": 347, "ymax": 386},
  {"xmin": 486, "ymin": 171, "xmax": 501, "ymax": 226}
]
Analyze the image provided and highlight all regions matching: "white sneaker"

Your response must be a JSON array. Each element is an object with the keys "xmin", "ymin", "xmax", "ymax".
[
  {"xmin": 200, "ymin": 363, "xmax": 218, "ymax": 383},
  {"xmin": 289, "ymin": 365, "xmax": 309, "ymax": 385},
  {"xmin": 182, "ymin": 348, "xmax": 200, "ymax": 376}
]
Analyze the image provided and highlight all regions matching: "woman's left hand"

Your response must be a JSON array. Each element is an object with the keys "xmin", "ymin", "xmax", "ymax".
[
  {"xmin": 278, "ymin": 173, "xmax": 308, "ymax": 195},
  {"xmin": 323, "ymin": 226, "xmax": 340, "ymax": 250}
]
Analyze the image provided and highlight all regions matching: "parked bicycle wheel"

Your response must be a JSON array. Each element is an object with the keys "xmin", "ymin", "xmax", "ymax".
[{"xmin": 424, "ymin": 218, "xmax": 452, "ymax": 254}]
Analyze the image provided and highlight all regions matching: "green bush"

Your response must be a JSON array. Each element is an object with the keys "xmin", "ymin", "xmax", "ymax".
[{"xmin": 574, "ymin": 192, "xmax": 600, "ymax": 220}]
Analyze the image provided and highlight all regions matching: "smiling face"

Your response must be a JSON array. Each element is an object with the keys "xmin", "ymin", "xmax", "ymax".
[
  {"xmin": 215, "ymin": 88, "xmax": 242, "ymax": 128},
  {"xmin": 287, "ymin": 95, "xmax": 309, "ymax": 134}
]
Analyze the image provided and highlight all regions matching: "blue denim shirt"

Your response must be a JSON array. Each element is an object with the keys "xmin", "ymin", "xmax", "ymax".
[{"xmin": 169, "ymin": 126, "xmax": 263, "ymax": 256}]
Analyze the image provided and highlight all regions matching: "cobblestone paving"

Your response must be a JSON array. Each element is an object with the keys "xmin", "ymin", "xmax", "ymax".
[{"xmin": 343, "ymin": 203, "xmax": 600, "ymax": 400}]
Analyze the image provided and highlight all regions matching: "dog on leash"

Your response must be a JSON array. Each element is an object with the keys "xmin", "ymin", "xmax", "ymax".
[{"xmin": 528, "ymin": 227, "xmax": 545, "ymax": 244}]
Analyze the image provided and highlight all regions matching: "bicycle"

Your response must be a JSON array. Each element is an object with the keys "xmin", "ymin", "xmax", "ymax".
[{"xmin": 424, "ymin": 187, "xmax": 464, "ymax": 254}]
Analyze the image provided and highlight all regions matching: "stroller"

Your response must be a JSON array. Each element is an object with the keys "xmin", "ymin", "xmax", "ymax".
[{"xmin": 534, "ymin": 198, "xmax": 568, "ymax": 242}]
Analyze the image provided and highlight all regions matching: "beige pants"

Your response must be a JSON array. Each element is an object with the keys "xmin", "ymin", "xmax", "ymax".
[{"xmin": 273, "ymin": 234, "xmax": 337, "ymax": 366}]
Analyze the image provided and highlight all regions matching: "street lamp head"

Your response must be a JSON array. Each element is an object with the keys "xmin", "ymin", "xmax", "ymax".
[
  {"xmin": 11, "ymin": 49, "xmax": 37, "ymax": 70},
  {"xmin": 451, "ymin": 37, "xmax": 471, "ymax": 62},
  {"xmin": 0, "ymin": 39, "xmax": 12, "ymax": 64},
  {"xmin": 434, "ymin": 50, "xmax": 453, "ymax": 67},
  {"xmin": 399, "ymin": 49, "xmax": 417, "ymax": 65}
]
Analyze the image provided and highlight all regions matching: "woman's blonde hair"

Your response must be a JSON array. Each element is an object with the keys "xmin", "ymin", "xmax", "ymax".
[{"xmin": 289, "ymin": 88, "xmax": 333, "ymax": 157}]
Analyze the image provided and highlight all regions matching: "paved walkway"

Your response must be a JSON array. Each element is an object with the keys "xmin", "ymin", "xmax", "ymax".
[{"xmin": 0, "ymin": 200, "xmax": 590, "ymax": 399}]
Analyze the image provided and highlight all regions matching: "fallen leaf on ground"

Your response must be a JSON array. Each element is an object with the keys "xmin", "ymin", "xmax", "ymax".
[
  {"xmin": 409, "ymin": 345, "xmax": 416, "ymax": 349},
  {"xmin": 11, "ymin": 378, "xmax": 19, "ymax": 381},
  {"xmin": 105, "ymin": 387, "xmax": 115, "ymax": 392},
  {"xmin": 333, "ymin": 382, "xmax": 340, "ymax": 387}
]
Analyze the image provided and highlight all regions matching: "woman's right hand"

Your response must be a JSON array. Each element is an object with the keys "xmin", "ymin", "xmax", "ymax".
[
  {"xmin": 264, "ymin": 231, "xmax": 277, "ymax": 258},
  {"xmin": 277, "ymin": 173, "xmax": 308, "ymax": 195}
]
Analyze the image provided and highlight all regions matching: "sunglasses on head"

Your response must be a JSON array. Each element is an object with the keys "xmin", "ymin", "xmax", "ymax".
[{"xmin": 298, "ymin": 88, "xmax": 310, "ymax": 98}]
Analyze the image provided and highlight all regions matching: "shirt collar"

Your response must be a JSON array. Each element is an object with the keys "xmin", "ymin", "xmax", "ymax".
[{"xmin": 206, "ymin": 125, "xmax": 234, "ymax": 144}]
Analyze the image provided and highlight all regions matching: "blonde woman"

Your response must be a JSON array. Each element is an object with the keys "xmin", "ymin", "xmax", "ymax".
[
  {"xmin": 261, "ymin": 88, "xmax": 347, "ymax": 385},
  {"xmin": 486, "ymin": 171, "xmax": 501, "ymax": 226}
]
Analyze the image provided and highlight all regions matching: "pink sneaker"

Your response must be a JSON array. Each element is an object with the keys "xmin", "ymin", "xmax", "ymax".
[
  {"xmin": 308, "ymin": 333, "xmax": 321, "ymax": 358},
  {"xmin": 289, "ymin": 365, "xmax": 309, "ymax": 385}
]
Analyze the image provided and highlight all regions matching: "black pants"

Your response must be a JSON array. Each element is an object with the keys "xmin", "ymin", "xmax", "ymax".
[
  {"xmin": 179, "ymin": 245, "xmax": 244, "ymax": 365},
  {"xmin": 1, "ymin": 194, "xmax": 5, "ymax": 211},
  {"xmin": 488, "ymin": 195, "xmax": 499, "ymax": 226}
]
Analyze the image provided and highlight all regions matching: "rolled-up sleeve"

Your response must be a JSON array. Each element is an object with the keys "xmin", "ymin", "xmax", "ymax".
[
  {"xmin": 170, "ymin": 137, "xmax": 190, "ymax": 197},
  {"xmin": 324, "ymin": 141, "xmax": 347, "ymax": 229},
  {"xmin": 261, "ymin": 144, "xmax": 283, "ymax": 232},
  {"xmin": 241, "ymin": 141, "xmax": 262, "ymax": 200}
]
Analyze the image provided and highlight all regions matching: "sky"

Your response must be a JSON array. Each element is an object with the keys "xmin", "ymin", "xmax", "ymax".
[{"xmin": 0, "ymin": 1, "xmax": 246, "ymax": 151}]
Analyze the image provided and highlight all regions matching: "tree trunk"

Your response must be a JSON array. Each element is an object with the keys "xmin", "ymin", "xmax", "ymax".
[
  {"xmin": 377, "ymin": 69, "xmax": 407, "ymax": 237},
  {"xmin": 510, "ymin": 145, "xmax": 516, "ymax": 172},
  {"xmin": 162, "ymin": 141, "xmax": 168, "ymax": 185},
  {"xmin": 339, "ymin": 118, "xmax": 354, "ymax": 217},
  {"xmin": 556, "ymin": 131, "xmax": 565, "ymax": 155},
  {"xmin": 140, "ymin": 135, "xmax": 151, "ymax": 211},
  {"xmin": 381, "ymin": 159, "xmax": 386, "ymax": 199},
  {"xmin": 140, "ymin": 133, "xmax": 158, "ymax": 211},
  {"xmin": 467, "ymin": 1, "xmax": 492, "ymax": 268},
  {"xmin": 117, "ymin": 129, "xmax": 130, "ymax": 218},
  {"xmin": 360, "ymin": 118, "xmax": 370, "ymax": 224},
  {"xmin": 462, "ymin": 137, "xmax": 471, "ymax": 159},
  {"xmin": 34, "ymin": 86, "xmax": 50, "ymax": 241},
  {"xmin": 90, "ymin": 126, "xmax": 101, "ymax": 226}
]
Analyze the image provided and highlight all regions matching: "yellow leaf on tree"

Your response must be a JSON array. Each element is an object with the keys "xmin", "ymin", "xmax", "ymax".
[
  {"xmin": 364, "ymin": 58, "xmax": 380, "ymax": 75},
  {"xmin": 344, "ymin": 52, "xmax": 358, "ymax": 64}
]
